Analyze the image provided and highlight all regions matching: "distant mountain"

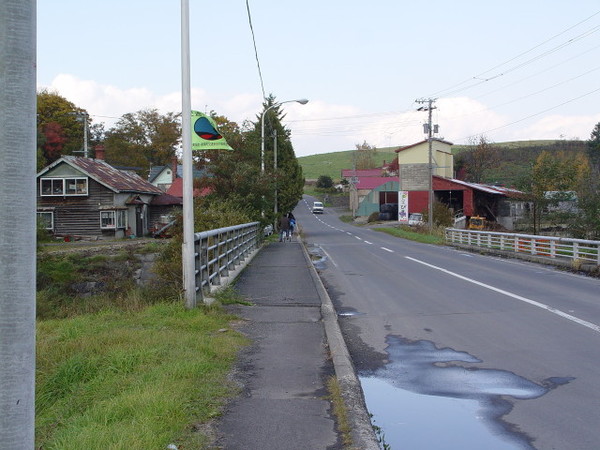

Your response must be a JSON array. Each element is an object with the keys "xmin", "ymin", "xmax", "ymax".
[{"xmin": 298, "ymin": 140, "xmax": 586, "ymax": 187}]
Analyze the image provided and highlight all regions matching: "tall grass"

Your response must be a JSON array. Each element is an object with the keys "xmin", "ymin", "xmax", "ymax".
[{"xmin": 36, "ymin": 302, "xmax": 248, "ymax": 449}]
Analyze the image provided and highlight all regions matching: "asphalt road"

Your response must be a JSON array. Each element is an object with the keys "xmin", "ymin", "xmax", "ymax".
[{"xmin": 297, "ymin": 195, "xmax": 600, "ymax": 449}]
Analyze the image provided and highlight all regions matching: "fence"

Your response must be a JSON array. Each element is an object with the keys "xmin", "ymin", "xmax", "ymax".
[
  {"xmin": 445, "ymin": 228, "xmax": 600, "ymax": 266},
  {"xmin": 193, "ymin": 222, "xmax": 261, "ymax": 300}
]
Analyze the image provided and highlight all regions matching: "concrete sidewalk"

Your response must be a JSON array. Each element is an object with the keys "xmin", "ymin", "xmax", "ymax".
[{"xmin": 215, "ymin": 240, "xmax": 378, "ymax": 449}]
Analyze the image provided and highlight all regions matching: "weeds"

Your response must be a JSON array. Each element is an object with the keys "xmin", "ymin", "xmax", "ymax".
[{"xmin": 326, "ymin": 376, "xmax": 353, "ymax": 447}]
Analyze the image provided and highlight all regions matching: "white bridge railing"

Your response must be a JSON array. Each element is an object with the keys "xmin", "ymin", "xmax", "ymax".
[
  {"xmin": 193, "ymin": 222, "xmax": 261, "ymax": 300},
  {"xmin": 445, "ymin": 228, "xmax": 600, "ymax": 266}
]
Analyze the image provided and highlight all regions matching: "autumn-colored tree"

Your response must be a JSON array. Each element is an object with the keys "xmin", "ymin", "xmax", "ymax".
[
  {"xmin": 41, "ymin": 122, "xmax": 66, "ymax": 165},
  {"xmin": 104, "ymin": 109, "xmax": 180, "ymax": 175},
  {"xmin": 354, "ymin": 141, "xmax": 378, "ymax": 170},
  {"xmin": 459, "ymin": 135, "xmax": 500, "ymax": 183},
  {"xmin": 37, "ymin": 90, "xmax": 89, "ymax": 167}
]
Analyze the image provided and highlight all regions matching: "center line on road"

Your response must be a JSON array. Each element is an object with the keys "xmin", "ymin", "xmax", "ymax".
[
  {"xmin": 381, "ymin": 247, "xmax": 394, "ymax": 253},
  {"xmin": 364, "ymin": 241, "xmax": 373, "ymax": 245},
  {"xmin": 405, "ymin": 256, "xmax": 600, "ymax": 333},
  {"xmin": 355, "ymin": 236, "xmax": 362, "ymax": 241}
]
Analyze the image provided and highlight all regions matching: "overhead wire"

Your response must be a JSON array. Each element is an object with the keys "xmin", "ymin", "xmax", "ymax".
[
  {"xmin": 428, "ymin": 9, "xmax": 600, "ymax": 98},
  {"xmin": 245, "ymin": 0, "xmax": 266, "ymax": 100},
  {"xmin": 459, "ymin": 86, "xmax": 600, "ymax": 142}
]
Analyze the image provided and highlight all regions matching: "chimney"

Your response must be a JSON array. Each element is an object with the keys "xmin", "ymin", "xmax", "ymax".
[
  {"xmin": 95, "ymin": 144, "xmax": 105, "ymax": 160},
  {"xmin": 171, "ymin": 155, "xmax": 178, "ymax": 182}
]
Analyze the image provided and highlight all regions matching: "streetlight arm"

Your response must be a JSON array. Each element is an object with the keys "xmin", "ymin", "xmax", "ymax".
[{"xmin": 260, "ymin": 99, "xmax": 309, "ymax": 174}]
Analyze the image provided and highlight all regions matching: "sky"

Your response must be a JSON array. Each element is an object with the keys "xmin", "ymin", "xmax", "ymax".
[{"xmin": 37, "ymin": 1, "xmax": 600, "ymax": 157}]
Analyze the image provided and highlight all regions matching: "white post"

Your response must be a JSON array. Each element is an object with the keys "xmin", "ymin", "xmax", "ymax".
[
  {"xmin": 181, "ymin": 0, "xmax": 197, "ymax": 308},
  {"xmin": 0, "ymin": 1, "xmax": 36, "ymax": 446}
]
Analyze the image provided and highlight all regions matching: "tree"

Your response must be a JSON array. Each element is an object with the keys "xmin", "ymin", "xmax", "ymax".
[
  {"xmin": 250, "ymin": 95, "xmax": 304, "ymax": 220},
  {"xmin": 316, "ymin": 175, "xmax": 333, "ymax": 189},
  {"xmin": 37, "ymin": 90, "xmax": 89, "ymax": 166},
  {"xmin": 587, "ymin": 122, "xmax": 600, "ymax": 175},
  {"xmin": 571, "ymin": 123, "xmax": 600, "ymax": 238},
  {"xmin": 41, "ymin": 122, "xmax": 66, "ymax": 165},
  {"xmin": 458, "ymin": 135, "xmax": 500, "ymax": 183},
  {"xmin": 354, "ymin": 140, "xmax": 378, "ymax": 170},
  {"xmin": 104, "ymin": 109, "xmax": 180, "ymax": 174},
  {"xmin": 527, "ymin": 150, "xmax": 589, "ymax": 234}
]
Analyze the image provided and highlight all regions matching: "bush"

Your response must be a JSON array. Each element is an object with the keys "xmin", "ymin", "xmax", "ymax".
[
  {"xmin": 316, "ymin": 175, "xmax": 334, "ymax": 189},
  {"xmin": 367, "ymin": 212, "xmax": 380, "ymax": 223},
  {"xmin": 153, "ymin": 198, "xmax": 254, "ymax": 293},
  {"xmin": 422, "ymin": 201, "xmax": 453, "ymax": 228}
]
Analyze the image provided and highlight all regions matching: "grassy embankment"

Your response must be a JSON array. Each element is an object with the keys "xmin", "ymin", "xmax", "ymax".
[
  {"xmin": 35, "ymin": 244, "xmax": 248, "ymax": 449},
  {"xmin": 298, "ymin": 149, "xmax": 398, "ymax": 181}
]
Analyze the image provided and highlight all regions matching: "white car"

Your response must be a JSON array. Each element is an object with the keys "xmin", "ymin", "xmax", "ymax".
[
  {"xmin": 312, "ymin": 201, "xmax": 324, "ymax": 214},
  {"xmin": 408, "ymin": 213, "xmax": 423, "ymax": 226}
]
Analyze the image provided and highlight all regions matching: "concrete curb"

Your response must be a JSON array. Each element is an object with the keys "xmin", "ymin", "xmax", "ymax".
[{"xmin": 299, "ymin": 240, "xmax": 380, "ymax": 450}]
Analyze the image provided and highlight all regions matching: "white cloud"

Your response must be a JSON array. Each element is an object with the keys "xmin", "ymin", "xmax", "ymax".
[{"xmin": 39, "ymin": 75, "xmax": 600, "ymax": 157}]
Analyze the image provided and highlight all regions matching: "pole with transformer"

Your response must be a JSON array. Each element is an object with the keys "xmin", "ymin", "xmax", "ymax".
[{"xmin": 416, "ymin": 98, "xmax": 437, "ymax": 231}]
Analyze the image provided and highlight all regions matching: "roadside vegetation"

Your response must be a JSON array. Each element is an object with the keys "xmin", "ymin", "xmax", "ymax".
[
  {"xmin": 35, "ymin": 242, "xmax": 250, "ymax": 448},
  {"xmin": 374, "ymin": 225, "xmax": 445, "ymax": 245}
]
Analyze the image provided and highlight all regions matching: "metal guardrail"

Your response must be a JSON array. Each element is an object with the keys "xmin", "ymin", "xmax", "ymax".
[
  {"xmin": 445, "ymin": 228, "xmax": 600, "ymax": 266},
  {"xmin": 193, "ymin": 221, "xmax": 261, "ymax": 299}
]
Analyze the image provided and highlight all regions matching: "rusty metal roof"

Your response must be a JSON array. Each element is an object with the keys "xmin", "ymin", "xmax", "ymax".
[{"xmin": 38, "ymin": 156, "xmax": 163, "ymax": 195}]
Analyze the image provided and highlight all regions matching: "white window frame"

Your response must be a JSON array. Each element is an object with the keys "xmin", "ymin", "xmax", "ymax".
[
  {"xmin": 37, "ymin": 211, "xmax": 54, "ymax": 230},
  {"xmin": 40, "ymin": 177, "xmax": 88, "ymax": 196},
  {"xmin": 100, "ymin": 210, "xmax": 127, "ymax": 230}
]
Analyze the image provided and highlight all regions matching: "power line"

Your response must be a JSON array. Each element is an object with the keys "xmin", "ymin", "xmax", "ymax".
[
  {"xmin": 459, "ymin": 86, "xmax": 600, "ymax": 142},
  {"xmin": 245, "ymin": 0, "xmax": 266, "ymax": 99},
  {"xmin": 428, "ymin": 9, "xmax": 600, "ymax": 98}
]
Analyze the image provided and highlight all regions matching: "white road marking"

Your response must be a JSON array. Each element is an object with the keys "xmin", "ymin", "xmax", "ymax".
[
  {"xmin": 405, "ymin": 256, "xmax": 600, "ymax": 333},
  {"xmin": 381, "ymin": 247, "xmax": 394, "ymax": 253},
  {"xmin": 355, "ymin": 236, "xmax": 362, "ymax": 241},
  {"xmin": 321, "ymin": 247, "xmax": 339, "ymax": 268},
  {"xmin": 364, "ymin": 241, "xmax": 373, "ymax": 245}
]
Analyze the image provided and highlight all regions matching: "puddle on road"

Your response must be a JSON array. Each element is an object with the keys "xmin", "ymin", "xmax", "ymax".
[
  {"xmin": 307, "ymin": 245, "xmax": 327, "ymax": 270},
  {"xmin": 360, "ymin": 336, "xmax": 571, "ymax": 449}
]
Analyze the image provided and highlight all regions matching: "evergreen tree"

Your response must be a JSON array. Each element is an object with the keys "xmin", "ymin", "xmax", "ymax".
[
  {"xmin": 587, "ymin": 122, "xmax": 600, "ymax": 175},
  {"xmin": 245, "ymin": 95, "xmax": 304, "ymax": 222}
]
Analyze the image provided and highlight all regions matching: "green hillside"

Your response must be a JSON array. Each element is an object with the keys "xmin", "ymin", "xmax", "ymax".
[
  {"xmin": 299, "ymin": 140, "xmax": 587, "ymax": 187},
  {"xmin": 299, "ymin": 147, "xmax": 398, "ymax": 181}
]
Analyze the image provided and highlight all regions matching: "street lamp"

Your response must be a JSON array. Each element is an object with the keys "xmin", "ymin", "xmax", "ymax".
[
  {"xmin": 260, "ymin": 98, "xmax": 308, "ymax": 174},
  {"xmin": 260, "ymin": 98, "xmax": 308, "ymax": 220}
]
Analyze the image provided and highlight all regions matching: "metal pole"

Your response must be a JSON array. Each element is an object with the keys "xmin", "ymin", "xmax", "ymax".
[
  {"xmin": 0, "ymin": 1, "xmax": 36, "ymax": 446},
  {"xmin": 181, "ymin": 0, "xmax": 196, "ymax": 308},
  {"xmin": 273, "ymin": 130, "xmax": 278, "ymax": 221},
  {"xmin": 83, "ymin": 112, "xmax": 88, "ymax": 158}
]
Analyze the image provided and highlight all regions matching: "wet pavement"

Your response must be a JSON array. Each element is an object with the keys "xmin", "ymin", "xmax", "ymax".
[{"xmin": 359, "ymin": 336, "xmax": 573, "ymax": 449}]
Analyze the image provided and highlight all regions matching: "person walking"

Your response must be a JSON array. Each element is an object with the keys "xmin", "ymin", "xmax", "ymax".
[
  {"xmin": 287, "ymin": 212, "xmax": 296, "ymax": 240},
  {"xmin": 278, "ymin": 214, "xmax": 290, "ymax": 242}
]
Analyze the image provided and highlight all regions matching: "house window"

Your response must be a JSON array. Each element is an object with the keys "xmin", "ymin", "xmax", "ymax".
[
  {"xmin": 40, "ymin": 177, "xmax": 88, "ymax": 196},
  {"xmin": 100, "ymin": 210, "xmax": 127, "ymax": 230},
  {"xmin": 37, "ymin": 211, "xmax": 54, "ymax": 230}
]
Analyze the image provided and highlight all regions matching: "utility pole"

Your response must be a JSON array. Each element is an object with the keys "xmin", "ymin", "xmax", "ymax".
[
  {"xmin": 0, "ymin": 1, "xmax": 36, "ymax": 447},
  {"xmin": 416, "ymin": 98, "xmax": 437, "ymax": 231}
]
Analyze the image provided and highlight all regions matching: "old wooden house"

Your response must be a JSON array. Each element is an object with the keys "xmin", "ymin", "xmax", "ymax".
[{"xmin": 36, "ymin": 153, "xmax": 165, "ymax": 239}]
